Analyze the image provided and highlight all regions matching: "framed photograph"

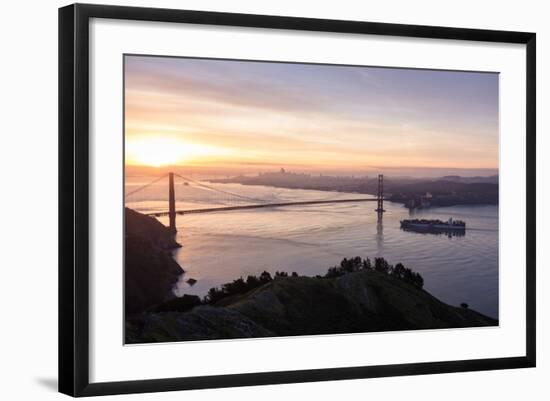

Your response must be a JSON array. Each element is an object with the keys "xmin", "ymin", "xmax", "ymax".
[{"xmin": 59, "ymin": 3, "xmax": 536, "ymax": 397}]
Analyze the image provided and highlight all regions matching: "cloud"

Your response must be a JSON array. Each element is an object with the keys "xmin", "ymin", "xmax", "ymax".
[{"xmin": 124, "ymin": 56, "xmax": 499, "ymax": 170}]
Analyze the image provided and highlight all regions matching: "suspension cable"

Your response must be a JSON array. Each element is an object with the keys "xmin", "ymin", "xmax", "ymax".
[
  {"xmin": 173, "ymin": 173, "xmax": 267, "ymax": 203},
  {"xmin": 125, "ymin": 174, "xmax": 168, "ymax": 198}
]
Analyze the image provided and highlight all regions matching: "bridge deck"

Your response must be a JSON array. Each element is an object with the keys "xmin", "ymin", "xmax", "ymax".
[{"xmin": 147, "ymin": 197, "xmax": 381, "ymax": 217}]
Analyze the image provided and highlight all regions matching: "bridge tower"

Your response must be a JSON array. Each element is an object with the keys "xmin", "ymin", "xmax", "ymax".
[
  {"xmin": 375, "ymin": 174, "xmax": 385, "ymax": 213},
  {"xmin": 168, "ymin": 172, "xmax": 176, "ymax": 232}
]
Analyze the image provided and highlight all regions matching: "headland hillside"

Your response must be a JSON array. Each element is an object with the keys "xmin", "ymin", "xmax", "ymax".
[{"xmin": 124, "ymin": 207, "xmax": 497, "ymax": 343}]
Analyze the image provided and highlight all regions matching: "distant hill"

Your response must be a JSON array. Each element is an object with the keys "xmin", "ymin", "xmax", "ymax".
[
  {"xmin": 439, "ymin": 175, "xmax": 499, "ymax": 184},
  {"xmin": 209, "ymin": 171, "xmax": 499, "ymax": 206},
  {"xmin": 389, "ymin": 180, "xmax": 498, "ymax": 206},
  {"xmin": 395, "ymin": 180, "xmax": 498, "ymax": 195}
]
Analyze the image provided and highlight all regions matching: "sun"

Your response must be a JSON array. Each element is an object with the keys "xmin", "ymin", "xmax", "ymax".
[
  {"xmin": 126, "ymin": 137, "xmax": 183, "ymax": 167},
  {"xmin": 126, "ymin": 136, "xmax": 229, "ymax": 167}
]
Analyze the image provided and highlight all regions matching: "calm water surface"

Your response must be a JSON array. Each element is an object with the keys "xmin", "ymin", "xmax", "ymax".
[{"xmin": 126, "ymin": 179, "xmax": 498, "ymax": 319}]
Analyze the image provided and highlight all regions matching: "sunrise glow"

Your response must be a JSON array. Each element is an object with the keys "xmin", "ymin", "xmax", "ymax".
[
  {"xmin": 125, "ymin": 136, "xmax": 230, "ymax": 167},
  {"xmin": 124, "ymin": 56, "xmax": 499, "ymax": 175}
]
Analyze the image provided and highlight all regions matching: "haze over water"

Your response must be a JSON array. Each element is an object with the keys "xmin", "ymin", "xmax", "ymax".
[{"xmin": 126, "ymin": 179, "xmax": 499, "ymax": 319}]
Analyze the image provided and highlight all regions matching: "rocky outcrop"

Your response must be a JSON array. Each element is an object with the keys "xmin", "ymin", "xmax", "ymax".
[
  {"xmin": 125, "ymin": 207, "xmax": 180, "ymax": 250},
  {"xmin": 125, "ymin": 208, "xmax": 183, "ymax": 315},
  {"xmin": 126, "ymin": 269, "xmax": 497, "ymax": 343}
]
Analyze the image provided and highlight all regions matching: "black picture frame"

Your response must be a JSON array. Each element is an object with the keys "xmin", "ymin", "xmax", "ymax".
[{"xmin": 59, "ymin": 3, "xmax": 536, "ymax": 397}]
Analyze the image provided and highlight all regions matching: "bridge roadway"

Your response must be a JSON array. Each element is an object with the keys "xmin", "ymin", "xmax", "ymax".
[{"xmin": 147, "ymin": 197, "xmax": 383, "ymax": 217}]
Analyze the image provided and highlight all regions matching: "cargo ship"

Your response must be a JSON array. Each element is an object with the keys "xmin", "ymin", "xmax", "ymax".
[{"xmin": 400, "ymin": 218, "xmax": 466, "ymax": 230}]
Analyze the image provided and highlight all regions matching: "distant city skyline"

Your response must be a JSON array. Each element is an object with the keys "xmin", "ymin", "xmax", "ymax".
[{"xmin": 124, "ymin": 55, "xmax": 499, "ymax": 175}]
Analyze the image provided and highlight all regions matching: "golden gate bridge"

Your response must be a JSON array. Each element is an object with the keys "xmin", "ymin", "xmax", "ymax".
[{"xmin": 125, "ymin": 172, "xmax": 386, "ymax": 231}]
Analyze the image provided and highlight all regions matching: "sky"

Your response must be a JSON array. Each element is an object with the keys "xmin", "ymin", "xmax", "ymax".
[{"xmin": 124, "ymin": 55, "xmax": 499, "ymax": 176}]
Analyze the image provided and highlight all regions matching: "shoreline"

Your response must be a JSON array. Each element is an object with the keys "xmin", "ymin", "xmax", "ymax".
[{"xmin": 207, "ymin": 178, "xmax": 498, "ymax": 209}]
